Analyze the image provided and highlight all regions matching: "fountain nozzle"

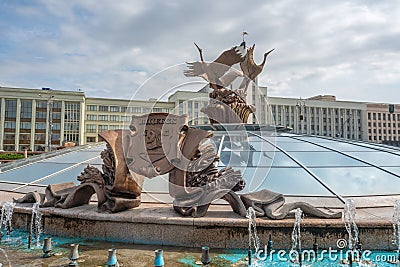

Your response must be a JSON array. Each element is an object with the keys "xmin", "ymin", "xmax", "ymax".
[
  {"xmin": 68, "ymin": 243, "xmax": 79, "ymax": 266},
  {"xmin": 248, "ymin": 248, "xmax": 251, "ymax": 266},
  {"xmin": 27, "ymin": 231, "xmax": 32, "ymax": 249},
  {"xmin": 267, "ymin": 234, "xmax": 273, "ymax": 256},
  {"xmin": 154, "ymin": 249, "xmax": 164, "ymax": 267},
  {"xmin": 201, "ymin": 246, "xmax": 211, "ymax": 266},
  {"xmin": 42, "ymin": 237, "xmax": 52, "ymax": 258},
  {"xmin": 313, "ymin": 237, "xmax": 318, "ymax": 257},
  {"xmin": 107, "ymin": 248, "xmax": 119, "ymax": 267}
]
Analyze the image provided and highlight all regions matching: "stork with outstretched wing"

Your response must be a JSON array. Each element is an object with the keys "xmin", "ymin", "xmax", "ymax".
[
  {"xmin": 184, "ymin": 42, "xmax": 246, "ymax": 90},
  {"xmin": 239, "ymin": 44, "xmax": 274, "ymax": 95},
  {"xmin": 238, "ymin": 44, "xmax": 275, "ymax": 97}
]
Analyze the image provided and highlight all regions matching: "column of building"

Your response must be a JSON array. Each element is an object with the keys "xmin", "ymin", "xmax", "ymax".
[{"xmin": 0, "ymin": 98, "xmax": 5, "ymax": 150}]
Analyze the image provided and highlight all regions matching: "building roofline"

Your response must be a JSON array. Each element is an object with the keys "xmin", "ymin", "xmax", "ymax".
[
  {"xmin": 0, "ymin": 86, "xmax": 85, "ymax": 96},
  {"xmin": 85, "ymin": 96, "xmax": 172, "ymax": 104},
  {"xmin": 267, "ymin": 95, "xmax": 368, "ymax": 105}
]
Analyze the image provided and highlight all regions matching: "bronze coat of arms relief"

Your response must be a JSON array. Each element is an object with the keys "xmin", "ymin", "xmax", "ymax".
[{"xmin": 125, "ymin": 113, "xmax": 188, "ymax": 178}]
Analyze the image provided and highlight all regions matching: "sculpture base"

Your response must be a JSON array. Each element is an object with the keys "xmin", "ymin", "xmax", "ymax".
[{"xmin": 5, "ymin": 200, "xmax": 394, "ymax": 250}]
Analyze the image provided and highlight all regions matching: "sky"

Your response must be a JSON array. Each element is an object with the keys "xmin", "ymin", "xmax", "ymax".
[{"xmin": 0, "ymin": 0, "xmax": 399, "ymax": 103}]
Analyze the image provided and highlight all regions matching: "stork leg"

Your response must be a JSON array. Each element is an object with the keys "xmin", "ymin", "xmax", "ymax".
[{"xmin": 194, "ymin": 42, "xmax": 204, "ymax": 62}]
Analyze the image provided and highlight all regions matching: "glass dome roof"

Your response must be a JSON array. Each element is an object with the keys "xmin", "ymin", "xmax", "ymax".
[{"xmin": 1, "ymin": 129, "xmax": 399, "ymax": 208}]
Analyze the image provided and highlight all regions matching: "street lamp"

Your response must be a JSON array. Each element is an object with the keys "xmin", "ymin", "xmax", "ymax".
[
  {"xmin": 336, "ymin": 112, "xmax": 352, "ymax": 138},
  {"xmin": 296, "ymin": 98, "xmax": 306, "ymax": 134},
  {"xmin": 39, "ymin": 93, "xmax": 55, "ymax": 152}
]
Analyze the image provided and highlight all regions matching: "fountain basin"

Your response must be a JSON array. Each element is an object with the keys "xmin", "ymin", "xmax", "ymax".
[{"xmin": 2, "ymin": 199, "xmax": 397, "ymax": 251}]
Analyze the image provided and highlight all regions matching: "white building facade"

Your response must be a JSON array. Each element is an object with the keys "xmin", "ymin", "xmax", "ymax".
[
  {"xmin": 267, "ymin": 95, "xmax": 368, "ymax": 141},
  {"xmin": 2, "ymin": 86, "xmax": 398, "ymax": 151},
  {"xmin": 0, "ymin": 87, "xmax": 85, "ymax": 151}
]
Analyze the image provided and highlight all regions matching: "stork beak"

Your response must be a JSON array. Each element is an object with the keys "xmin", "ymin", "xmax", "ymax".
[{"xmin": 266, "ymin": 48, "xmax": 275, "ymax": 56}]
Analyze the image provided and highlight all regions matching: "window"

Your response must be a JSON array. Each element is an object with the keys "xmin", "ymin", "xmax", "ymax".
[
  {"xmin": 3, "ymin": 133, "xmax": 15, "ymax": 140},
  {"xmin": 98, "ymin": 115, "xmax": 108, "ymax": 121},
  {"xmin": 109, "ymin": 125, "xmax": 120, "ymax": 130},
  {"xmin": 110, "ymin": 106, "xmax": 120, "ymax": 112},
  {"xmin": 153, "ymin": 108, "xmax": 162, "ymax": 112},
  {"xmin": 121, "ymin": 106, "xmax": 128, "ymax": 113},
  {"xmin": 143, "ymin": 108, "xmax": 151, "ymax": 113},
  {"xmin": 368, "ymin": 113, "xmax": 371, "ymax": 120},
  {"xmin": 35, "ymin": 122, "xmax": 46, "ymax": 130},
  {"xmin": 121, "ymin": 116, "xmax": 131, "ymax": 122},
  {"xmin": 4, "ymin": 121, "xmax": 16, "ymax": 129},
  {"xmin": 98, "ymin": 125, "xmax": 108, "ymax": 132},
  {"xmin": 53, "ymin": 101, "xmax": 61, "ymax": 109},
  {"xmin": 3, "ymin": 144, "xmax": 16, "ymax": 151},
  {"xmin": 378, "ymin": 113, "xmax": 381, "ymax": 120},
  {"xmin": 36, "ymin": 111, "xmax": 47, "ymax": 119},
  {"xmin": 52, "ymin": 134, "xmax": 60, "ymax": 142},
  {"xmin": 87, "ymin": 105, "xmax": 98, "ymax": 111},
  {"xmin": 127, "ymin": 107, "xmax": 141, "ymax": 113},
  {"xmin": 20, "ymin": 100, "xmax": 32, "ymax": 119},
  {"xmin": 64, "ymin": 102, "xmax": 81, "ymax": 143},
  {"xmin": 99, "ymin": 105, "xmax": 108, "ymax": 112},
  {"xmin": 178, "ymin": 100, "xmax": 184, "ymax": 115},
  {"xmin": 52, "ymin": 123, "xmax": 61, "ymax": 130},
  {"xmin": 20, "ymin": 122, "xmax": 31, "ymax": 129},
  {"xmin": 87, "ymin": 137, "xmax": 96, "ymax": 142},
  {"xmin": 373, "ymin": 113, "xmax": 376, "ymax": 120},
  {"xmin": 110, "ymin": 115, "xmax": 119, "ymax": 121},
  {"xmin": 87, "ymin": 114, "xmax": 97, "ymax": 121},
  {"xmin": 86, "ymin": 124, "xmax": 97, "ymax": 133},
  {"xmin": 5, "ymin": 99, "xmax": 17, "ymax": 118},
  {"xmin": 64, "ymin": 122, "xmax": 78, "ymax": 131},
  {"xmin": 52, "ymin": 112, "xmax": 61, "ymax": 120},
  {"xmin": 19, "ymin": 133, "xmax": 31, "ymax": 141},
  {"xmin": 33, "ymin": 133, "xmax": 45, "ymax": 144},
  {"xmin": 36, "ymin": 100, "xmax": 47, "ymax": 109}
]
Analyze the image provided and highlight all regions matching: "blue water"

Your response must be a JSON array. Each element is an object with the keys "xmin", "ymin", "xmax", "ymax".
[
  {"xmin": 0, "ymin": 228, "xmax": 103, "ymax": 254},
  {"xmin": 1, "ymin": 230, "xmax": 399, "ymax": 266}
]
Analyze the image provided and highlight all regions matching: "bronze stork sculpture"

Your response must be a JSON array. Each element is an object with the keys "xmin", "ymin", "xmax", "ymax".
[
  {"xmin": 239, "ymin": 44, "xmax": 274, "ymax": 98},
  {"xmin": 184, "ymin": 42, "xmax": 246, "ymax": 90},
  {"xmin": 184, "ymin": 41, "xmax": 257, "ymax": 124}
]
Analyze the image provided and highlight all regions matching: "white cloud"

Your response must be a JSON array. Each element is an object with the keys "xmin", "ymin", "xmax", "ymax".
[{"xmin": 0, "ymin": 0, "xmax": 399, "ymax": 103}]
